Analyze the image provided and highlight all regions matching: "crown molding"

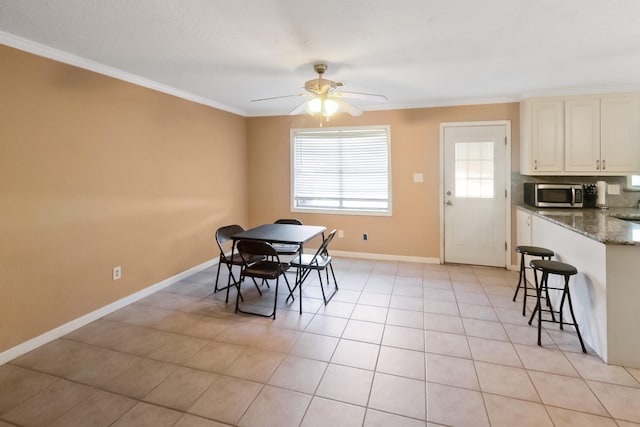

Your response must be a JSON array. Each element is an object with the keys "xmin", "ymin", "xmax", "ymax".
[
  {"xmin": 6, "ymin": 31, "xmax": 640, "ymax": 119},
  {"xmin": 521, "ymin": 85, "xmax": 640, "ymax": 99},
  {"xmin": 0, "ymin": 31, "xmax": 246, "ymax": 116}
]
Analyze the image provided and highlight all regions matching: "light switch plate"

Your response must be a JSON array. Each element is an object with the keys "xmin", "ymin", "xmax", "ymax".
[
  {"xmin": 413, "ymin": 173, "xmax": 424, "ymax": 183},
  {"xmin": 608, "ymin": 184, "xmax": 620, "ymax": 195}
]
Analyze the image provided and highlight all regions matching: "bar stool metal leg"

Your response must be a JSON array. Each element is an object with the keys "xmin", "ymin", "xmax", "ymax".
[
  {"xmin": 513, "ymin": 246, "xmax": 554, "ymax": 317},
  {"xmin": 528, "ymin": 268, "xmax": 545, "ymax": 346},
  {"xmin": 528, "ymin": 259, "xmax": 586, "ymax": 353},
  {"xmin": 559, "ymin": 277, "xmax": 587, "ymax": 353},
  {"xmin": 513, "ymin": 252, "xmax": 527, "ymax": 315}
]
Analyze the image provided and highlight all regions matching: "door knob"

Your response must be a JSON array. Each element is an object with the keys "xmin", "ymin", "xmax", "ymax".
[{"xmin": 446, "ymin": 201, "xmax": 453, "ymax": 206}]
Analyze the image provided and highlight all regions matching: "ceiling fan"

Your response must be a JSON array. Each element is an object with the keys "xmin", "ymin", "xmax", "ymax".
[{"xmin": 251, "ymin": 63, "xmax": 387, "ymax": 117}]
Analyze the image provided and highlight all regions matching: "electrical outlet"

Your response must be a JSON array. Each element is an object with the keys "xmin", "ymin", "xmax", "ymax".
[
  {"xmin": 338, "ymin": 229, "xmax": 344, "ymax": 238},
  {"xmin": 608, "ymin": 184, "xmax": 620, "ymax": 195},
  {"xmin": 113, "ymin": 266, "xmax": 122, "ymax": 281},
  {"xmin": 363, "ymin": 233, "xmax": 368, "ymax": 241}
]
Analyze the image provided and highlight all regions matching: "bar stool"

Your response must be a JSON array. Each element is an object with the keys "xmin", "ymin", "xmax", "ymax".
[
  {"xmin": 513, "ymin": 245, "xmax": 554, "ymax": 316},
  {"xmin": 528, "ymin": 259, "xmax": 587, "ymax": 353}
]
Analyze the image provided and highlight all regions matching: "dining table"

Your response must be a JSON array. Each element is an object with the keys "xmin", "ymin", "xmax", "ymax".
[
  {"xmin": 231, "ymin": 223, "xmax": 326, "ymax": 249},
  {"xmin": 230, "ymin": 223, "xmax": 327, "ymax": 312}
]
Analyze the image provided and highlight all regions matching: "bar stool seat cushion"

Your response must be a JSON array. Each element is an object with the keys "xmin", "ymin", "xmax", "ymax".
[
  {"xmin": 530, "ymin": 259, "xmax": 577, "ymax": 276},
  {"xmin": 516, "ymin": 245, "xmax": 555, "ymax": 257}
]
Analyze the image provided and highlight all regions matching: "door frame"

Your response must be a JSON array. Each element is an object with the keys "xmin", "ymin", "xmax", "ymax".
[{"xmin": 439, "ymin": 121, "xmax": 512, "ymax": 267}]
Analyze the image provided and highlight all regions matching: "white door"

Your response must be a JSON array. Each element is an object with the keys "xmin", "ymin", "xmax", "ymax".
[{"xmin": 443, "ymin": 124, "xmax": 508, "ymax": 267}]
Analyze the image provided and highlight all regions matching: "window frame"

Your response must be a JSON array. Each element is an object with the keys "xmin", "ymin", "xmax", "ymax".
[
  {"xmin": 627, "ymin": 175, "xmax": 640, "ymax": 190},
  {"xmin": 290, "ymin": 125, "xmax": 392, "ymax": 216}
]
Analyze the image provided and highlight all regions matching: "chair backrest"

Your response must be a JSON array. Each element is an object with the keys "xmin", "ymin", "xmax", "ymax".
[
  {"xmin": 296, "ymin": 229, "xmax": 336, "ymax": 266},
  {"xmin": 318, "ymin": 229, "xmax": 337, "ymax": 257},
  {"xmin": 274, "ymin": 218, "xmax": 303, "ymax": 225},
  {"xmin": 215, "ymin": 224, "xmax": 244, "ymax": 252},
  {"xmin": 237, "ymin": 239, "xmax": 278, "ymax": 261}
]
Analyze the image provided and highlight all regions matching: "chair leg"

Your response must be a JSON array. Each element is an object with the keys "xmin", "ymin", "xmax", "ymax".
[
  {"xmin": 319, "ymin": 263, "xmax": 339, "ymax": 305},
  {"xmin": 214, "ymin": 256, "xmax": 223, "ymax": 293},
  {"xmin": 253, "ymin": 278, "xmax": 264, "ymax": 295},
  {"xmin": 225, "ymin": 264, "xmax": 233, "ymax": 304},
  {"xmin": 316, "ymin": 269, "xmax": 327, "ymax": 303},
  {"xmin": 234, "ymin": 272, "xmax": 243, "ymax": 314},
  {"xmin": 272, "ymin": 277, "xmax": 279, "ymax": 320},
  {"xmin": 299, "ymin": 271, "xmax": 303, "ymax": 314}
]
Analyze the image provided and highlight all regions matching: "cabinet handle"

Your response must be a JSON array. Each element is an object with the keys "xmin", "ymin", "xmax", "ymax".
[
  {"xmin": 534, "ymin": 160, "xmax": 538, "ymax": 170},
  {"xmin": 596, "ymin": 159, "xmax": 600, "ymax": 170},
  {"xmin": 602, "ymin": 159, "xmax": 606, "ymax": 170}
]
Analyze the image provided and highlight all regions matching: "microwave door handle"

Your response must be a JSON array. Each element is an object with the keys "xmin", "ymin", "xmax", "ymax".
[{"xmin": 571, "ymin": 187, "xmax": 576, "ymax": 206}]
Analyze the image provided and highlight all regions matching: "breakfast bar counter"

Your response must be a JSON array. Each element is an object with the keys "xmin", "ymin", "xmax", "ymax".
[
  {"xmin": 517, "ymin": 205, "xmax": 640, "ymax": 368},
  {"xmin": 518, "ymin": 206, "xmax": 640, "ymax": 245}
]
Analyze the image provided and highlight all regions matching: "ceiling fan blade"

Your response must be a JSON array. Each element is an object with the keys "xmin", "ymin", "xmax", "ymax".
[
  {"xmin": 334, "ymin": 98, "xmax": 363, "ymax": 117},
  {"xmin": 334, "ymin": 91, "xmax": 388, "ymax": 101},
  {"xmin": 251, "ymin": 94, "xmax": 305, "ymax": 102},
  {"xmin": 288, "ymin": 100, "xmax": 308, "ymax": 115}
]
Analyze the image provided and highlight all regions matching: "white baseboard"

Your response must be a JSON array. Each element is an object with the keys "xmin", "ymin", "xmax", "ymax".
[
  {"xmin": 0, "ymin": 258, "xmax": 217, "ymax": 365},
  {"xmin": 330, "ymin": 250, "xmax": 440, "ymax": 264},
  {"xmin": 1, "ymin": 252, "xmax": 504, "ymax": 365}
]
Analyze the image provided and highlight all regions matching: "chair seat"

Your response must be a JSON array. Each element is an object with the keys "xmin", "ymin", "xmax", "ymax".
[
  {"xmin": 243, "ymin": 260, "xmax": 290, "ymax": 279},
  {"xmin": 272, "ymin": 243, "xmax": 301, "ymax": 255},
  {"xmin": 516, "ymin": 245, "xmax": 554, "ymax": 257},
  {"xmin": 291, "ymin": 253, "xmax": 331, "ymax": 269},
  {"xmin": 224, "ymin": 252, "xmax": 263, "ymax": 266},
  {"xmin": 530, "ymin": 259, "xmax": 577, "ymax": 276}
]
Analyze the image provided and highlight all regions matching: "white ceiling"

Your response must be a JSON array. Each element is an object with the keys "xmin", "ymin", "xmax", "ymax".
[{"xmin": 2, "ymin": 0, "xmax": 640, "ymax": 117}]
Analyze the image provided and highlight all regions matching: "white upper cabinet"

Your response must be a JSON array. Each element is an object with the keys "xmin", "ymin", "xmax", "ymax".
[
  {"xmin": 565, "ymin": 97, "xmax": 600, "ymax": 172},
  {"xmin": 520, "ymin": 98, "xmax": 564, "ymax": 174},
  {"xmin": 521, "ymin": 93, "xmax": 640, "ymax": 176},
  {"xmin": 600, "ymin": 95, "xmax": 640, "ymax": 173}
]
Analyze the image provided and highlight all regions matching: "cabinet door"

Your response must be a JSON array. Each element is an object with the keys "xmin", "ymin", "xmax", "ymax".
[
  {"xmin": 565, "ymin": 98, "xmax": 600, "ymax": 172},
  {"xmin": 601, "ymin": 96, "xmax": 640, "ymax": 173},
  {"xmin": 516, "ymin": 210, "xmax": 532, "ymax": 247},
  {"xmin": 531, "ymin": 100, "xmax": 564, "ymax": 172},
  {"xmin": 516, "ymin": 209, "xmax": 533, "ymax": 283}
]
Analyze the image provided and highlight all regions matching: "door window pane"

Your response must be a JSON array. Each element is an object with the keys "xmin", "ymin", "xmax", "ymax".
[{"xmin": 455, "ymin": 142, "xmax": 494, "ymax": 198}]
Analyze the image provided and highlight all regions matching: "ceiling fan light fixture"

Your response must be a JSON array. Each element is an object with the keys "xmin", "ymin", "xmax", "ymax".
[{"xmin": 307, "ymin": 97, "xmax": 339, "ymax": 117}]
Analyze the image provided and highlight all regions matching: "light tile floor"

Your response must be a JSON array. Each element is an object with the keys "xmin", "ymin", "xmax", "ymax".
[{"xmin": 2, "ymin": 259, "xmax": 640, "ymax": 426}]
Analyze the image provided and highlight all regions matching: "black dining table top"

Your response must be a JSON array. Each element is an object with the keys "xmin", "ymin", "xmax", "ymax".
[{"xmin": 231, "ymin": 223, "xmax": 326, "ymax": 244}]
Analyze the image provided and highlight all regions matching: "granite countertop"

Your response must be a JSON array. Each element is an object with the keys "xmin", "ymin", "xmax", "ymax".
[{"xmin": 517, "ymin": 205, "xmax": 640, "ymax": 246}]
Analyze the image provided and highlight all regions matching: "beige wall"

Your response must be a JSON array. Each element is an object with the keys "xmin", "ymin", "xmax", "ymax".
[
  {"xmin": 0, "ymin": 45, "xmax": 249, "ymax": 352},
  {"xmin": 0, "ymin": 43, "xmax": 521, "ymax": 354},
  {"xmin": 247, "ymin": 103, "xmax": 520, "ymax": 259}
]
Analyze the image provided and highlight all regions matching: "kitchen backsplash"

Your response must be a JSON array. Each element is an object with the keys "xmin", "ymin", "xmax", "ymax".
[{"xmin": 511, "ymin": 173, "xmax": 640, "ymax": 208}]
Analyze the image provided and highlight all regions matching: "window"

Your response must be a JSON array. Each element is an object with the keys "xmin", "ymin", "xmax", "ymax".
[
  {"xmin": 291, "ymin": 126, "xmax": 391, "ymax": 215},
  {"xmin": 628, "ymin": 175, "xmax": 640, "ymax": 189}
]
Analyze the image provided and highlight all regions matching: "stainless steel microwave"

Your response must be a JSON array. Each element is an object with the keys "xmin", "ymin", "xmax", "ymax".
[{"xmin": 524, "ymin": 183, "xmax": 583, "ymax": 208}]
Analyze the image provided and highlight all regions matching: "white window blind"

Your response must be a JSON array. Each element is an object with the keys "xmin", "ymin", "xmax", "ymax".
[{"xmin": 292, "ymin": 126, "xmax": 391, "ymax": 215}]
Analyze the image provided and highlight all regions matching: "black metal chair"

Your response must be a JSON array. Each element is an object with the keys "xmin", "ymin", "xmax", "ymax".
[
  {"xmin": 528, "ymin": 259, "xmax": 587, "ymax": 353},
  {"xmin": 271, "ymin": 219, "xmax": 304, "ymax": 256},
  {"xmin": 235, "ymin": 240, "xmax": 292, "ymax": 319},
  {"xmin": 213, "ymin": 225, "xmax": 263, "ymax": 303},
  {"xmin": 289, "ymin": 229, "xmax": 339, "ymax": 313}
]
